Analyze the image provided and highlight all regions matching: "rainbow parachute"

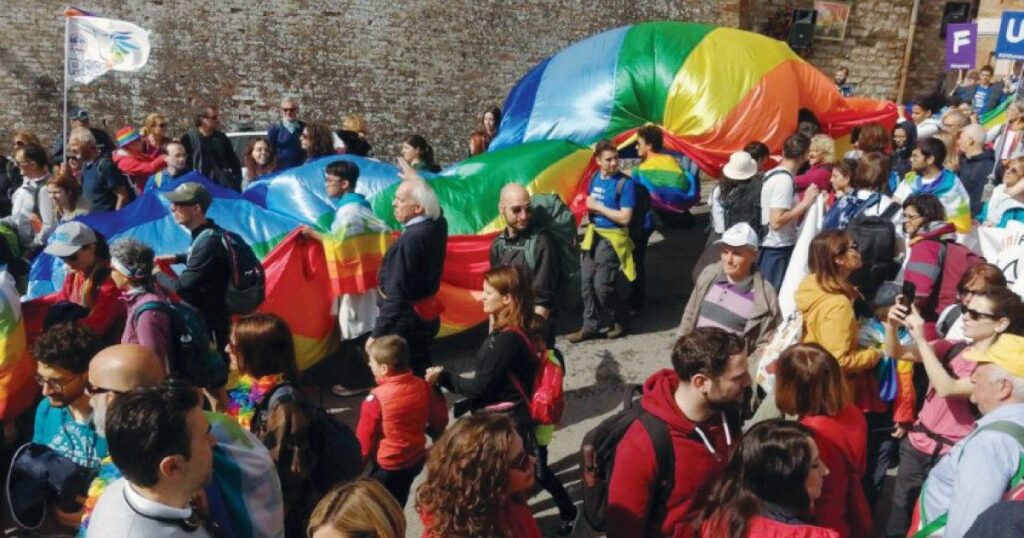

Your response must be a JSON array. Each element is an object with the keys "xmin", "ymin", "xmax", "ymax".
[
  {"xmin": 492, "ymin": 21, "xmax": 897, "ymax": 175},
  {"xmin": 22, "ymin": 21, "xmax": 896, "ymax": 375}
]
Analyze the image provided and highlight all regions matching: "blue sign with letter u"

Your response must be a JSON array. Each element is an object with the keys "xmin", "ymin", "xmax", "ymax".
[{"xmin": 997, "ymin": 11, "xmax": 1024, "ymax": 60}]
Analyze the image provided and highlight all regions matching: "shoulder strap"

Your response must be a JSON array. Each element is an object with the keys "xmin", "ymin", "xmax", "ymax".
[
  {"xmin": 255, "ymin": 381, "xmax": 295, "ymax": 412},
  {"xmin": 880, "ymin": 201, "xmax": 902, "ymax": 220},
  {"xmin": 637, "ymin": 411, "xmax": 674, "ymax": 526},
  {"xmin": 944, "ymin": 341, "xmax": 969, "ymax": 364},
  {"xmin": 975, "ymin": 420, "xmax": 1024, "ymax": 448},
  {"xmin": 131, "ymin": 300, "xmax": 171, "ymax": 325},
  {"xmin": 615, "ymin": 177, "xmax": 627, "ymax": 199},
  {"xmin": 503, "ymin": 327, "xmax": 537, "ymax": 401}
]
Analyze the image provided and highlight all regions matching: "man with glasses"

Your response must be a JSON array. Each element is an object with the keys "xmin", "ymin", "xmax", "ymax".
[
  {"xmin": 266, "ymin": 97, "xmax": 306, "ymax": 170},
  {"xmin": 893, "ymin": 137, "xmax": 972, "ymax": 233},
  {"xmin": 301, "ymin": 161, "xmax": 390, "ymax": 397},
  {"xmin": 82, "ymin": 343, "xmax": 284, "ymax": 538},
  {"xmin": 939, "ymin": 109, "xmax": 969, "ymax": 142},
  {"xmin": 490, "ymin": 183, "xmax": 559, "ymax": 323},
  {"xmin": 70, "ymin": 127, "xmax": 131, "ymax": 212},
  {"xmin": 31, "ymin": 322, "xmax": 107, "ymax": 470},
  {"xmin": 181, "ymin": 104, "xmax": 242, "ymax": 191},
  {"xmin": 51, "ymin": 108, "xmax": 115, "ymax": 163}
]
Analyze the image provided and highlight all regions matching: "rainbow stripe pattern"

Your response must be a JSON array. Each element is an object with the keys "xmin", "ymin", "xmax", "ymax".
[{"xmin": 490, "ymin": 21, "xmax": 897, "ymax": 176}]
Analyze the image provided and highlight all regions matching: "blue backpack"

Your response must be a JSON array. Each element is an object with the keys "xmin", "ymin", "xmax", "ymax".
[{"xmin": 133, "ymin": 301, "xmax": 228, "ymax": 389}]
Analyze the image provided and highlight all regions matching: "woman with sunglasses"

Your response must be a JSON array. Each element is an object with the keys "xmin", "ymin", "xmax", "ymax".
[
  {"xmin": 301, "ymin": 122, "xmax": 337, "ymax": 163},
  {"xmin": 935, "ymin": 264, "xmax": 1007, "ymax": 341},
  {"xmin": 41, "ymin": 221, "xmax": 126, "ymax": 344},
  {"xmin": 881, "ymin": 286, "xmax": 1024, "ymax": 536},
  {"xmin": 140, "ymin": 113, "xmax": 171, "ymax": 158},
  {"xmin": 980, "ymin": 155, "xmax": 1024, "ymax": 227},
  {"xmin": 417, "ymin": 414, "xmax": 541, "ymax": 538}
]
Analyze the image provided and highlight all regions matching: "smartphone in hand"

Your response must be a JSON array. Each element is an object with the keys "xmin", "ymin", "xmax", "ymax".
[{"xmin": 900, "ymin": 281, "xmax": 916, "ymax": 308}]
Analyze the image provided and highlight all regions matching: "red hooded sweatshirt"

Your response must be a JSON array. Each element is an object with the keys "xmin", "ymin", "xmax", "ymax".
[
  {"xmin": 801, "ymin": 405, "xmax": 872, "ymax": 538},
  {"xmin": 606, "ymin": 369, "xmax": 738, "ymax": 537}
]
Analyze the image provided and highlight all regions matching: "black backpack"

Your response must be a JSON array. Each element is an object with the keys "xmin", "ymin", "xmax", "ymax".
[
  {"xmin": 257, "ymin": 383, "xmax": 363, "ymax": 493},
  {"xmin": 847, "ymin": 198, "xmax": 902, "ymax": 304},
  {"xmin": 720, "ymin": 175, "xmax": 766, "ymax": 238},
  {"xmin": 132, "ymin": 301, "xmax": 229, "ymax": 389},
  {"xmin": 580, "ymin": 385, "xmax": 673, "ymax": 532},
  {"xmin": 616, "ymin": 178, "xmax": 652, "ymax": 244}
]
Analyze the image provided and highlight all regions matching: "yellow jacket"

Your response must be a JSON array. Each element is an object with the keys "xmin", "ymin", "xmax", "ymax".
[
  {"xmin": 795, "ymin": 274, "xmax": 881, "ymax": 373},
  {"xmin": 581, "ymin": 224, "xmax": 636, "ymax": 282}
]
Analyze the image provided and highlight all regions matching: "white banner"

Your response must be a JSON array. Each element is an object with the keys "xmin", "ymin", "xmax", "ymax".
[
  {"xmin": 67, "ymin": 15, "xmax": 150, "ymax": 86},
  {"xmin": 977, "ymin": 221, "xmax": 1024, "ymax": 296},
  {"xmin": 779, "ymin": 197, "xmax": 825, "ymax": 317}
]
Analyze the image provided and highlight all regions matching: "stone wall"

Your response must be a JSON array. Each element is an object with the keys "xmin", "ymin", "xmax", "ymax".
[{"xmin": 0, "ymin": 0, "xmax": 942, "ymax": 166}]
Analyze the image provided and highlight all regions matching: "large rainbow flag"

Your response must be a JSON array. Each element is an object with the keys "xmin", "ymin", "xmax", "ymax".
[{"xmin": 21, "ymin": 21, "xmax": 897, "ymax": 379}]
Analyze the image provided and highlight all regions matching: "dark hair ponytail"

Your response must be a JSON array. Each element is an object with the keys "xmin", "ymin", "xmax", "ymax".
[{"xmin": 405, "ymin": 134, "xmax": 441, "ymax": 172}]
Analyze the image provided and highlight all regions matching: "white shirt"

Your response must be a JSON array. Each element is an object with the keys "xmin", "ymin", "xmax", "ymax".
[
  {"xmin": 710, "ymin": 185, "xmax": 725, "ymax": 234},
  {"xmin": 86, "ymin": 479, "xmax": 212, "ymax": 538},
  {"xmin": 3, "ymin": 175, "xmax": 56, "ymax": 248},
  {"xmin": 760, "ymin": 167, "xmax": 797, "ymax": 248}
]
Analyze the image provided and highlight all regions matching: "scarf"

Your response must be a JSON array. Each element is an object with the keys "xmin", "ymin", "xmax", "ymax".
[{"xmin": 225, "ymin": 374, "xmax": 285, "ymax": 430}]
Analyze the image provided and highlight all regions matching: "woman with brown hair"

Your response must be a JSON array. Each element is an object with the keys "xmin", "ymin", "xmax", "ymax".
[
  {"xmin": 417, "ymin": 414, "xmax": 541, "ymax": 538},
  {"xmin": 425, "ymin": 265, "xmax": 579, "ymax": 535},
  {"xmin": 775, "ymin": 344, "xmax": 871, "ymax": 537},
  {"xmin": 140, "ymin": 113, "xmax": 170, "ymax": 158},
  {"xmin": 308, "ymin": 478, "xmax": 406, "ymax": 538},
  {"xmin": 242, "ymin": 137, "xmax": 278, "ymax": 186},
  {"xmin": 695, "ymin": 419, "xmax": 837, "ymax": 538},
  {"xmin": 301, "ymin": 122, "xmax": 337, "ymax": 162},
  {"xmin": 47, "ymin": 174, "xmax": 90, "ymax": 221},
  {"xmin": 225, "ymin": 313, "xmax": 313, "ymax": 536},
  {"xmin": 845, "ymin": 124, "xmax": 889, "ymax": 160}
]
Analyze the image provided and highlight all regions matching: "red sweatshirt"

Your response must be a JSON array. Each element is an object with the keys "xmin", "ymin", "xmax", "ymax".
[
  {"xmin": 356, "ymin": 371, "xmax": 448, "ymax": 470},
  {"xmin": 607, "ymin": 369, "xmax": 737, "ymax": 537},
  {"xmin": 801, "ymin": 405, "xmax": 871, "ymax": 538},
  {"xmin": 45, "ymin": 267, "xmax": 127, "ymax": 344},
  {"xmin": 113, "ymin": 150, "xmax": 166, "ymax": 194}
]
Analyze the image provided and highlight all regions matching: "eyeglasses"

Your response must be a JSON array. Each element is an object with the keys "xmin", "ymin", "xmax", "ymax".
[
  {"xmin": 280, "ymin": 107, "xmax": 297, "ymax": 113},
  {"xmin": 508, "ymin": 205, "xmax": 532, "ymax": 215},
  {"xmin": 156, "ymin": 122, "xmax": 169, "ymax": 128},
  {"xmin": 964, "ymin": 307, "xmax": 999, "ymax": 321},
  {"xmin": 84, "ymin": 381, "xmax": 126, "ymax": 397},
  {"xmin": 509, "ymin": 450, "xmax": 533, "ymax": 472},
  {"xmin": 34, "ymin": 373, "xmax": 81, "ymax": 392}
]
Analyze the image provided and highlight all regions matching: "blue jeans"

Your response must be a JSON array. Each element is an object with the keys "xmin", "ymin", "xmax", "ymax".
[{"xmin": 757, "ymin": 245, "xmax": 793, "ymax": 292}]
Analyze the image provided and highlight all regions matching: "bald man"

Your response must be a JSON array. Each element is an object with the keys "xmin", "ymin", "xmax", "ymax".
[
  {"xmin": 958, "ymin": 122, "xmax": 996, "ymax": 216},
  {"xmin": 490, "ymin": 183, "xmax": 559, "ymax": 321},
  {"xmin": 83, "ymin": 344, "xmax": 285, "ymax": 538}
]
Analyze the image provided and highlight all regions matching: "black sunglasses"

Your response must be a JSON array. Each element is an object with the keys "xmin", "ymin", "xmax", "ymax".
[
  {"xmin": 84, "ymin": 381, "xmax": 126, "ymax": 397},
  {"xmin": 964, "ymin": 307, "xmax": 999, "ymax": 321}
]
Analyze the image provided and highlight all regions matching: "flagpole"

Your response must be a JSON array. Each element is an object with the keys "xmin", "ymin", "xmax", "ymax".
[{"xmin": 62, "ymin": 11, "xmax": 70, "ymax": 165}]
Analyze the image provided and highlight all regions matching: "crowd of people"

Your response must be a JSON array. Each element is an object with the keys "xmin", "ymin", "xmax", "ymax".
[{"xmin": 3, "ymin": 62, "xmax": 1024, "ymax": 538}]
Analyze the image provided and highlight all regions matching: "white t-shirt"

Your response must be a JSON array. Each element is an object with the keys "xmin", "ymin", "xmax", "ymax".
[
  {"xmin": 760, "ymin": 167, "xmax": 797, "ymax": 248},
  {"xmin": 710, "ymin": 185, "xmax": 725, "ymax": 234}
]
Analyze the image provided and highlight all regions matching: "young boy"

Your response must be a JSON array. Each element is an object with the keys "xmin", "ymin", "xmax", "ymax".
[{"xmin": 355, "ymin": 335, "xmax": 448, "ymax": 506}]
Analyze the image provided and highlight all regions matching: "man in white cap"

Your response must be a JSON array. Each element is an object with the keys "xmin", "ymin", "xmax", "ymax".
[{"xmin": 679, "ymin": 222, "xmax": 780, "ymax": 353}]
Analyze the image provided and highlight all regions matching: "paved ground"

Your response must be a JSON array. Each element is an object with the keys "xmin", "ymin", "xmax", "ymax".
[{"xmin": 324, "ymin": 208, "xmax": 709, "ymax": 537}]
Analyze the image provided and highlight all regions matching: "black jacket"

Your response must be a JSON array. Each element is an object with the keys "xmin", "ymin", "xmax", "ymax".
[
  {"xmin": 182, "ymin": 129, "xmax": 242, "ymax": 190},
  {"xmin": 490, "ymin": 227, "xmax": 557, "ymax": 310},
  {"xmin": 372, "ymin": 216, "xmax": 447, "ymax": 337},
  {"xmin": 960, "ymin": 149, "xmax": 996, "ymax": 216},
  {"xmin": 440, "ymin": 330, "xmax": 536, "ymax": 408},
  {"xmin": 163, "ymin": 220, "xmax": 230, "ymax": 342}
]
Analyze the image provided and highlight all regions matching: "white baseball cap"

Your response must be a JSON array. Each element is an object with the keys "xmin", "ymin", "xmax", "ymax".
[
  {"xmin": 44, "ymin": 221, "xmax": 97, "ymax": 257},
  {"xmin": 721, "ymin": 151, "xmax": 758, "ymax": 181},
  {"xmin": 713, "ymin": 222, "xmax": 759, "ymax": 250}
]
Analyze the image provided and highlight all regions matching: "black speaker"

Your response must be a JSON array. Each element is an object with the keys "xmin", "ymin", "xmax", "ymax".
[
  {"xmin": 789, "ymin": 8, "xmax": 817, "ymax": 50},
  {"xmin": 941, "ymin": 2, "xmax": 972, "ymax": 39}
]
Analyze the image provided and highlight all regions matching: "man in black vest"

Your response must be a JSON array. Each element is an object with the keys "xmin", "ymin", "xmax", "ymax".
[
  {"xmin": 489, "ymin": 183, "xmax": 557, "ymax": 320},
  {"xmin": 366, "ymin": 178, "xmax": 447, "ymax": 376}
]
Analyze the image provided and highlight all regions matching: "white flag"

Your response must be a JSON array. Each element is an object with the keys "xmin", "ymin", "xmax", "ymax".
[{"xmin": 66, "ymin": 15, "xmax": 150, "ymax": 86}]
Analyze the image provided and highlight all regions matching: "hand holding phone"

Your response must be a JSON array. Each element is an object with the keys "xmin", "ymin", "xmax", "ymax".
[{"xmin": 900, "ymin": 281, "xmax": 917, "ymax": 308}]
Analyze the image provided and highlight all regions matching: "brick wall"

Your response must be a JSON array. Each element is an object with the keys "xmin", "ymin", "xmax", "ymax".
[{"xmin": 0, "ymin": 1, "xmax": 940, "ymax": 166}]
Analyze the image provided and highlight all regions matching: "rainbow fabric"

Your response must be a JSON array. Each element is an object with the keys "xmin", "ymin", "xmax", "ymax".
[
  {"xmin": 490, "ymin": 21, "xmax": 896, "ymax": 177},
  {"xmin": 982, "ymin": 98, "xmax": 1010, "ymax": 130},
  {"xmin": 22, "ymin": 21, "xmax": 895, "ymax": 376},
  {"xmin": 114, "ymin": 126, "xmax": 140, "ymax": 148},
  {"xmin": 0, "ymin": 272, "xmax": 35, "ymax": 420},
  {"xmin": 226, "ymin": 373, "xmax": 285, "ymax": 430}
]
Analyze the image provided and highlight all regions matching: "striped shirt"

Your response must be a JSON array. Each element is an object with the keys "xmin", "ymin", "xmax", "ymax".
[{"xmin": 695, "ymin": 275, "xmax": 756, "ymax": 336}]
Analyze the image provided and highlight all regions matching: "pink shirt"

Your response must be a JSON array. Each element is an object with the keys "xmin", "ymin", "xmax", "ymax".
[{"xmin": 908, "ymin": 340, "xmax": 978, "ymax": 457}]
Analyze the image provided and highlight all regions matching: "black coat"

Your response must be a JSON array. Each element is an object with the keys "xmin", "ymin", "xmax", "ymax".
[{"xmin": 372, "ymin": 216, "xmax": 447, "ymax": 337}]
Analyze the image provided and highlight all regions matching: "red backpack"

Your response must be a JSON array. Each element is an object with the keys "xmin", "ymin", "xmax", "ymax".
[{"xmin": 506, "ymin": 327, "xmax": 565, "ymax": 426}]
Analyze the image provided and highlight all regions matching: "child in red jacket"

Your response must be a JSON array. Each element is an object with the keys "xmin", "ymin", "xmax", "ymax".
[{"xmin": 356, "ymin": 335, "xmax": 448, "ymax": 506}]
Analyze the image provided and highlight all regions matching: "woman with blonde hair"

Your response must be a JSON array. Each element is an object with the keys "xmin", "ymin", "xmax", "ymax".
[
  {"xmin": 796, "ymin": 134, "xmax": 836, "ymax": 196},
  {"xmin": 417, "ymin": 414, "xmax": 541, "ymax": 537},
  {"xmin": 308, "ymin": 478, "xmax": 406, "ymax": 538},
  {"xmin": 140, "ymin": 113, "xmax": 170, "ymax": 157},
  {"xmin": 934, "ymin": 131, "xmax": 960, "ymax": 172}
]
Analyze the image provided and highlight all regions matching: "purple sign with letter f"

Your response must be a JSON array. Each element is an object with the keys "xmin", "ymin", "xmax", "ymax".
[{"xmin": 947, "ymin": 22, "xmax": 977, "ymax": 70}]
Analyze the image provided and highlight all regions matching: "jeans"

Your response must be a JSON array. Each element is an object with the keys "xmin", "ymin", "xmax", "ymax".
[
  {"xmin": 885, "ymin": 436, "xmax": 941, "ymax": 537},
  {"xmin": 757, "ymin": 245, "xmax": 794, "ymax": 292}
]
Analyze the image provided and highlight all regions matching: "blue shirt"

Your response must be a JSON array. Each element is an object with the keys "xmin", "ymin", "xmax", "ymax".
[
  {"xmin": 973, "ymin": 86, "xmax": 992, "ymax": 114},
  {"xmin": 588, "ymin": 171, "xmax": 634, "ymax": 229},
  {"xmin": 81, "ymin": 157, "xmax": 129, "ymax": 212},
  {"xmin": 32, "ymin": 399, "xmax": 107, "ymax": 469}
]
